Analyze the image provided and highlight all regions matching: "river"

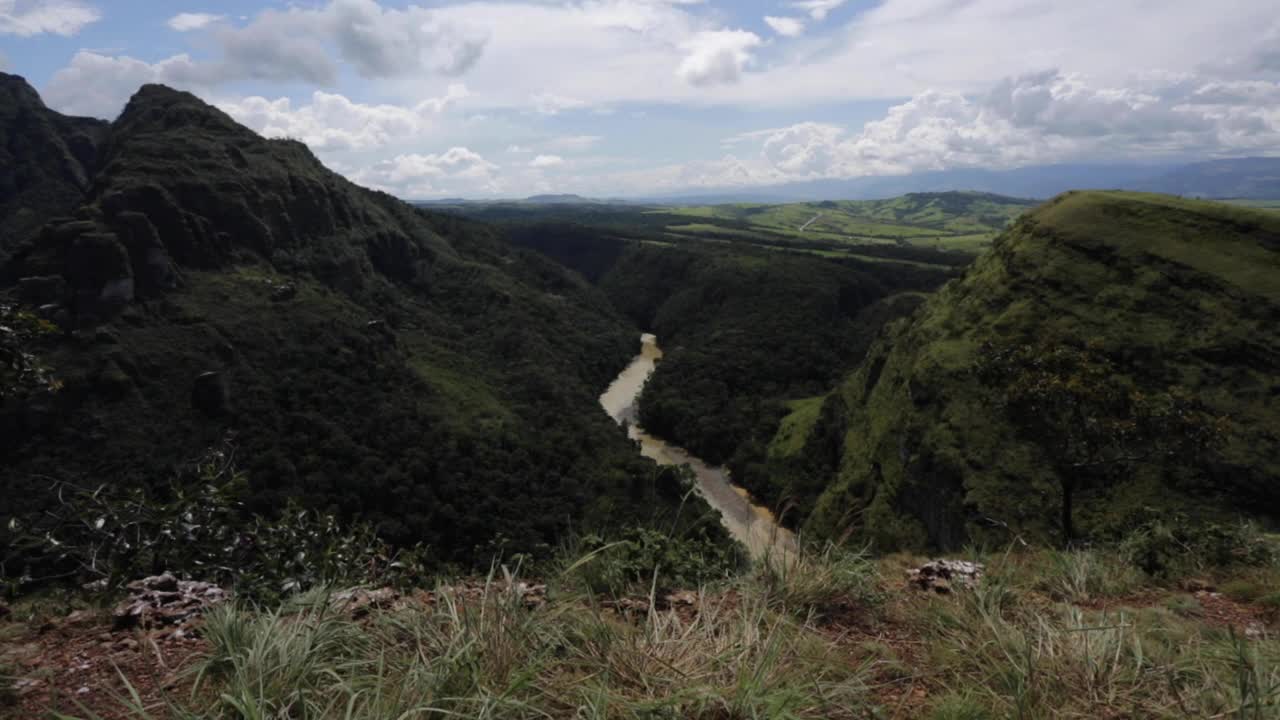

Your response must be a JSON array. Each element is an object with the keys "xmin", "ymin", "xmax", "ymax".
[{"xmin": 599, "ymin": 334, "xmax": 798, "ymax": 561}]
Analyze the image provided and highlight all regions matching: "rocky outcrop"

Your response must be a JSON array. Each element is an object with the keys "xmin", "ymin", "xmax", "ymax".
[
  {"xmin": 112, "ymin": 573, "xmax": 229, "ymax": 629},
  {"xmin": 0, "ymin": 74, "xmax": 108, "ymax": 260},
  {"xmin": 191, "ymin": 371, "xmax": 231, "ymax": 417},
  {"xmin": 907, "ymin": 560, "xmax": 984, "ymax": 594}
]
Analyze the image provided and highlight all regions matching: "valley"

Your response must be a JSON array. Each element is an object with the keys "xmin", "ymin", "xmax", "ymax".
[
  {"xmin": 1, "ymin": 73, "xmax": 1279, "ymax": 719},
  {"xmin": 600, "ymin": 333, "xmax": 796, "ymax": 560}
]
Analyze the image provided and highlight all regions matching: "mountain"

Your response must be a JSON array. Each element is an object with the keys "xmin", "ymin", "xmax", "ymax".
[
  {"xmin": 523, "ymin": 194, "xmax": 600, "ymax": 205},
  {"xmin": 0, "ymin": 75, "xmax": 688, "ymax": 566},
  {"xmin": 641, "ymin": 159, "xmax": 1280, "ymax": 204},
  {"xmin": 1134, "ymin": 157, "xmax": 1280, "ymax": 199},
  {"xmin": 768, "ymin": 191, "xmax": 1280, "ymax": 548},
  {"xmin": 0, "ymin": 74, "xmax": 109, "ymax": 264}
]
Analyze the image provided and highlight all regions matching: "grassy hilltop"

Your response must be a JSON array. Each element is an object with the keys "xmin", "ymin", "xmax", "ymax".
[{"xmin": 766, "ymin": 191, "xmax": 1280, "ymax": 547}]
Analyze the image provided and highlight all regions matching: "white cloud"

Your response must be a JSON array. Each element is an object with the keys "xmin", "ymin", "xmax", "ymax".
[
  {"xmin": 721, "ymin": 70, "xmax": 1280, "ymax": 184},
  {"xmin": 323, "ymin": 0, "xmax": 485, "ymax": 78},
  {"xmin": 763, "ymin": 16, "xmax": 804, "ymax": 38},
  {"xmin": 218, "ymin": 84, "xmax": 468, "ymax": 152},
  {"xmin": 789, "ymin": 0, "xmax": 844, "ymax": 21},
  {"xmin": 353, "ymin": 147, "xmax": 500, "ymax": 197},
  {"xmin": 542, "ymin": 135, "xmax": 602, "ymax": 152},
  {"xmin": 529, "ymin": 93, "xmax": 588, "ymax": 116},
  {"xmin": 676, "ymin": 30, "xmax": 762, "ymax": 86},
  {"xmin": 166, "ymin": 12, "xmax": 224, "ymax": 32},
  {"xmin": 530, "ymin": 154, "xmax": 565, "ymax": 168},
  {"xmin": 48, "ymin": 0, "xmax": 487, "ymax": 104},
  {"xmin": 44, "ymin": 51, "xmax": 206, "ymax": 118},
  {"xmin": 0, "ymin": 0, "xmax": 99, "ymax": 36}
]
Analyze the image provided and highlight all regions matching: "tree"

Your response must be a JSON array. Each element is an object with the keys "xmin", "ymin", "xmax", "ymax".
[
  {"xmin": 0, "ymin": 303, "xmax": 60, "ymax": 401},
  {"xmin": 977, "ymin": 339, "xmax": 1226, "ymax": 544}
]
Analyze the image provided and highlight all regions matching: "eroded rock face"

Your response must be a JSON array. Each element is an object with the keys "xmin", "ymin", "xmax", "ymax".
[
  {"xmin": 192, "ymin": 371, "xmax": 231, "ymax": 417},
  {"xmin": 907, "ymin": 560, "xmax": 984, "ymax": 594},
  {"xmin": 112, "ymin": 573, "xmax": 229, "ymax": 630},
  {"xmin": 16, "ymin": 275, "xmax": 65, "ymax": 305}
]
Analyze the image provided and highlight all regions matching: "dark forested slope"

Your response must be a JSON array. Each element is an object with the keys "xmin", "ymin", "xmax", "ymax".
[
  {"xmin": 0, "ymin": 74, "xmax": 109, "ymax": 264},
  {"xmin": 778, "ymin": 191, "xmax": 1280, "ymax": 549},
  {"xmin": 497, "ymin": 220, "xmax": 954, "ymax": 514},
  {"xmin": 0, "ymin": 76, "xmax": 681, "ymax": 565}
]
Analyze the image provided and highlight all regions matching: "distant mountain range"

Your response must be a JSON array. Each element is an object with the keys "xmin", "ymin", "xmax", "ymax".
[
  {"xmin": 419, "ymin": 157, "xmax": 1280, "ymax": 206},
  {"xmin": 644, "ymin": 158, "xmax": 1280, "ymax": 204}
]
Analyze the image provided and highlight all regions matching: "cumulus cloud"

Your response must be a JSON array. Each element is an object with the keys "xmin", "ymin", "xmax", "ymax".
[
  {"xmin": 764, "ymin": 16, "xmax": 804, "ymax": 38},
  {"xmin": 529, "ymin": 93, "xmax": 588, "ymax": 116},
  {"xmin": 44, "ymin": 51, "xmax": 207, "ymax": 118},
  {"xmin": 723, "ymin": 70, "xmax": 1280, "ymax": 184},
  {"xmin": 219, "ymin": 84, "xmax": 468, "ymax": 151},
  {"xmin": 46, "ymin": 0, "xmax": 486, "ymax": 114},
  {"xmin": 789, "ymin": 0, "xmax": 844, "ymax": 21},
  {"xmin": 0, "ymin": 0, "xmax": 99, "ymax": 36},
  {"xmin": 530, "ymin": 154, "xmax": 564, "ymax": 168},
  {"xmin": 167, "ymin": 12, "xmax": 223, "ymax": 32},
  {"xmin": 324, "ymin": 0, "xmax": 486, "ymax": 78},
  {"xmin": 353, "ymin": 147, "xmax": 500, "ymax": 197},
  {"xmin": 677, "ymin": 30, "xmax": 762, "ymax": 86}
]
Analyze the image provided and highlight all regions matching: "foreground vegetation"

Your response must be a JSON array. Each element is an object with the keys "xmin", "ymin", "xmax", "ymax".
[{"xmin": 6, "ymin": 523, "xmax": 1277, "ymax": 719}]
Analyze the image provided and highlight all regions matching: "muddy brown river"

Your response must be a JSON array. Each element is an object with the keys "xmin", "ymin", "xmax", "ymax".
[{"xmin": 600, "ymin": 334, "xmax": 798, "ymax": 560}]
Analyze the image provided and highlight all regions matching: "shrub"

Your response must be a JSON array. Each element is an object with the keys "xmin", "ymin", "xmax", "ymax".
[
  {"xmin": 1119, "ymin": 512, "xmax": 1276, "ymax": 578},
  {"xmin": 0, "ymin": 302, "xmax": 61, "ymax": 400},
  {"xmin": 753, "ymin": 543, "xmax": 883, "ymax": 617},
  {"xmin": 1163, "ymin": 594, "xmax": 1204, "ymax": 618},
  {"xmin": 2, "ymin": 444, "xmax": 429, "ymax": 601},
  {"xmin": 556, "ymin": 525, "xmax": 744, "ymax": 596},
  {"xmin": 1222, "ymin": 579, "xmax": 1269, "ymax": 604}
]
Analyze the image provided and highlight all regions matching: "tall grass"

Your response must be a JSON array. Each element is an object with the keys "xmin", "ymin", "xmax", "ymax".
[
  {"xmin": 916, "ymin": 578, "xmax": 1280, "ymax": 718},
  {"xmin": 50, "ymin": 538, "xmax": 1280, "ymax": 720},
  {"xmin": 66, "ymin": 560, "xmax": 877, "ymax": 720},
  {"xmin": 752, "ymin": 542, "xmax": 883, "ymax": 619}
]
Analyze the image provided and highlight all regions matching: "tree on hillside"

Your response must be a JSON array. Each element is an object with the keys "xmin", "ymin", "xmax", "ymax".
[
  {"xmin": 0, "ymin": 303, "xmax": 60, "ymax": 401},
  {"xmin": 977, "ymin": 339, "xmax": 1226, "ymax": 544}
]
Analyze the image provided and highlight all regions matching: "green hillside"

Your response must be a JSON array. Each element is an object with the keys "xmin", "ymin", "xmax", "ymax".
[
  {"xmin": 662, "ymin": 192, "xmax": 1035, "ymax": 253},
  {"xmin": 0, "ymin": 77, "xmax": 704, "ymax": 575},
  {"xmin": 771, "ymin": 191, "xmax": 1280, "ymax": 548}
]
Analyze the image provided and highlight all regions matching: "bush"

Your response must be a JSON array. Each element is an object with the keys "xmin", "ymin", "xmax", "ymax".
[
  {"xmin": 1222, "ymin": 579, "xmax": 1269, "ymax": 603},
  {"xmin": 556, "ymin": 525, "xmax": 745, "ymax": 596},
  {"xmin": 1119, "ymin": 511, "xmax": 1276, "ymax": 578},
  {"xmin": 2, "ymin": 444, "xmax": 429, "ymax": 601},
  {"xmin": 0, "ymin": 302, "xmax": 61, "ymax": 400},
  {"xmin": 1163, "ymin": 594, "xmax": 1204, "ymax": 618},
  {"xmin": 753, "ymin": 543, "xmax": 883, "ymax": 617}
]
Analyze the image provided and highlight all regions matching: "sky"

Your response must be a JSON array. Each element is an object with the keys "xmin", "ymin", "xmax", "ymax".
[{"xmin": 1, "ymin": 0, "xmax": 1279, "ymax": 199}]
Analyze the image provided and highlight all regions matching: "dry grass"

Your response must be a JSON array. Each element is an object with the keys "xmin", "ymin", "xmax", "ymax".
[{"xmin": 42, "ymin": 543, "xmax": 1280, "ymax": 720}]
